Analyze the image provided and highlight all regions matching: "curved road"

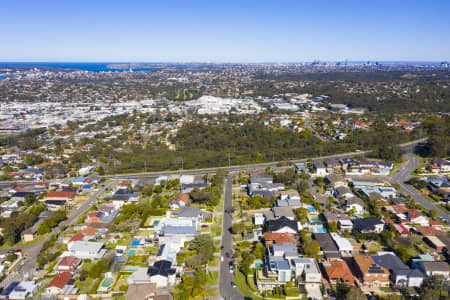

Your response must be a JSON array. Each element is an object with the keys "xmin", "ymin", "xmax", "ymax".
[{"xmin": 392, "ymin": 154, "xmax": 449, "ymax": 223}]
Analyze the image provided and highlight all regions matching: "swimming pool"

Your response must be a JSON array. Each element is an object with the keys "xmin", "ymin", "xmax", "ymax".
[
  {"xmin": 307, "ymin": 206, "xmax": 316, "ymax": 213},
  {"xmin": 101, "ymin": 278, "xmax": 114, "ymax": 288},
  {"xmin": 314, "ymin": 226, "xmax": 327, "ymax": 233},
  {"xmin": 124, "ymin": 266, "xmax": 138, "ymax": 271},
  {"xmin": 127, "ymin": 248, "xmax": 136, "ymax": 256},
  {"xmin": 131, "ymin": 240, "xmax": 140, "ymax": 246}
]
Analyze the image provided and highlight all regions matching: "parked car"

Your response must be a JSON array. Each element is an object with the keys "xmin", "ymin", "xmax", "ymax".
[
  {"xmin": 231, "ymin": 281, "xmax": 236, "ymax": 288},
  {"xmin": 229, "ymin": 262, "xmax": 234, "ymax": 273}
]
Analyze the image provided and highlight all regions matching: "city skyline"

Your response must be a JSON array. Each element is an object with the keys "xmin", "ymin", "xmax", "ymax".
[{"xmin": 1, "ymin": 0, "xmax": 449, "ymax": 62}]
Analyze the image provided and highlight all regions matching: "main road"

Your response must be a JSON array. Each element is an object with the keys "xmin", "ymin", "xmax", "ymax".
[
  {"xmin": 219, "ymin": 174, "xmax": 245, "ymax": 300},
  {"xmin": 0, "ymin": 182, "xmax": 114, "ymax": 287},
  {"xmin": 101, "ymin": 138, "xmax": 427, "ymax": 180},
  {"xmin": 391, "ymin": 153, "xmax": 449, "ymax": 223}
]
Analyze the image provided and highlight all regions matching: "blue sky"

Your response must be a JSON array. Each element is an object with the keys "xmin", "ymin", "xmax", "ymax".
[{"xmin": 1, "ymin": 0, "xmax": 449, "ymax": 62}]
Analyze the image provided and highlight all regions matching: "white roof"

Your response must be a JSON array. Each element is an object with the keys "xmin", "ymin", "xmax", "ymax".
[
  {"xmin": 68, "ymin": 241, "xmax": 104, "ymax": 252},
  {"xmin": 330, "ymin": 233, "xmax": 353, "ymax": 251}
]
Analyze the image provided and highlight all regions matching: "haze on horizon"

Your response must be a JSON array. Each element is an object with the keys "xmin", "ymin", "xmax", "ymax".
[{"xmin": 1, "ymin": 0, "xmax": 449, "ymax": 62}]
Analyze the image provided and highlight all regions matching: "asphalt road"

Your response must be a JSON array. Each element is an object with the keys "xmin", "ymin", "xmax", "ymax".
[
  {"xmin": 391, "ymin": 154, "xmax": 450, "ymax": 223},
  {"xmin": 219, "ymin": 174, "xmax": 245, "ymax": 300},
  {"xmin": 0, "ymin": 182, "xmax": 114, "ymax": 287}
]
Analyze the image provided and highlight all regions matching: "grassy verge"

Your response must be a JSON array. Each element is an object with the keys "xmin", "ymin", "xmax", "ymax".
[{"xmin": 234, "ymin": 270, "xmax": 265, "ymax": 300}]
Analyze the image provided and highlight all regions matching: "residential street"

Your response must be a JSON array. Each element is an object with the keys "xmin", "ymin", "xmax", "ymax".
[
  {"xmin": 219, "ymin": 174, "xmax": 245, "ymax": 300},
  {"xmin": 392, "ymin": 154, "xmax": 449, "ymax": 223},
  {"xmin": 0, "ymin": 181, "xmax": 114, "ymax": 288}
]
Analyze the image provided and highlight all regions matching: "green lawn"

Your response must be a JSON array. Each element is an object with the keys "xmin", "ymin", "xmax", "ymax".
[
  {"xmin": 75, "ymin": 277, "xmax": 97, "ymax": 294},
  {"xmin": 204, "ymin": 271, "xmax": 219, "ymax": 286},
  {"xmin": 0, "ymin": 233, "xmax": 50, "ymax": 250},
  {"xmin": 234, "ymin": 270, "xmax": 265, "ymax": 300}
]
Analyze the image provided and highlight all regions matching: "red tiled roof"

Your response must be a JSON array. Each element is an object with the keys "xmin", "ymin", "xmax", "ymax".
[
  {"xmin": 68, "ymin": 232, "xmax": 85, "ymax": 243},
  {"xmin": 415, "ymin": 226, "xmax": 445, "ymax": 237},
  {"xmin": 264, "ymin": 232, "xmax": 296, "ymax": 245},
  {"xmin": 81, "ymin": 226, "xmax": 98, "ymax": 236},
  {"xmin": 45, "ymin": 191, "xmax": 77, "ymax": 199},
  {"xmin": 57, "ymin": 256, "xmax": 81, "ymax": 268},
  {"xmin": 48, "ymin": 272, "xmax": 72, "ymax": 289},
  {"xmin": 394, "ymin": 224, "xmax": 410, "ymax": 235},
  {"xmin": 172, "ymin": 193, "xmax": 189, "ymax": 204},
  {"xmin": 323, "ymin": 259, "xmax": 355, "ymax": 285}
]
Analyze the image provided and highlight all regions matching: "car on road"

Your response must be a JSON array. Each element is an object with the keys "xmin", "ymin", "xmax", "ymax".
[
  {"xmin": 231, "ymin": 281, "xmax": 236, "ymax": 288},
  {"xmin": 220, "ymin": 256, "xmax": 224, "ymax": 262},
  {"xmin": 14, "ymin": 249, "xmax": 22, "ymax": 253},
  {"xmin": 229, "ymin": 262, "xmax": 233, "ymax": 273}
]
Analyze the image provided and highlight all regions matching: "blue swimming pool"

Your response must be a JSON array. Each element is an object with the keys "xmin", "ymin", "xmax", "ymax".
[
  {"xmin": 125, "ymin": 266, "xmax": 139, "ymax": 271},
  {"xmin": 307, "ymin": 206, "xmax": 316, "ymax": 213},
  {"xmin": 314, "ymin": 226, "xmax": 327, "ymax": 233},
  {"xmin": 131, "ymin": 240, "xmax": 140, "ymax": 246}
]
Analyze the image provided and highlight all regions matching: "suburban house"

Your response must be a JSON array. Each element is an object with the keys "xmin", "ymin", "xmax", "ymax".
[
  {"xmin": 55, "ymin": 256, "xmax": 82, "ymax": 273},
  {"xmin": 312, "ymin": 160, "xmax": 327, "ymax": 177},
  {"xmin": 263, "ymin": 232, "xmax": 296, "ymax": 247},
  {"xmin": 326, "ymin": 174, "xmax": 346, "ymax": 189},
  {"xmin": 374, "ymin": 253, "xmax": 424, "ymax": 287},
  {"xmin": 0, "ymin": 281, "xmax": 38, "ymax": 300},
  {"xmin": 322, "ymin": 259, "xmax": 355, "ymax": 285},
  {"xmin": 333, "ymin": 186, "xmax": 354, "ymax": 200},
  {"xmin": 276, "ymin": 189, "xmax": 301, "ymax": 207},
  {"xmin": 353, "ymin": 255, "xmax": 390, "ymax": 287},
  {"xmin": 45, "ymin": 272, "xmax": 74, "ymax": 295},
  {"xmin": 330, "ymin": 233, "xmax": 353, "ymax": 256},
  {"xmin": 353, "ymin": 217, "xmax": 384, "ymax": 233},
  {"xmin": 313, "ymin": 233, "xmax": 340, "ymax": 258},
  {"xmin": 43, "ymin": 191, "xmax": 77, "ymax": 210},
  {"xmin": 292, "ymin": 258, "xmax": 322, "ymax": 283},
  {"xmin": 66, "ymin": 241, "xmax": 106, "ymax": 259},
  {"xmin": 169, "ymin": 193, "xmax": 190, "ymax": 209},
  {"xmin": 345, "ymin": 197, "xmax": 365, "ymax": 215},
  {"xmin": 266, "ymin": 217, "xmax": 298, "ymax": 234},
  {"xmin": 147, "ymin": 260, "xmax": 176, "ymax": 288},
  {"xmin": 416, "ymin": 261, "xmax": 450, "ymax": 278}
]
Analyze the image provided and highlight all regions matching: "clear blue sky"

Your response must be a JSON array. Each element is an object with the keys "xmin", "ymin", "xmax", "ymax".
[{"xmin": 1, "ymin": 0, "xmax": 449, "ymax": 62}]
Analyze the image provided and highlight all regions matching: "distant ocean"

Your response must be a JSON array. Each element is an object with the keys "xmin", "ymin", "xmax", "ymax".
[{"xmin": 0, "ymin": 62, "xmax": 154, "ymax": 72}]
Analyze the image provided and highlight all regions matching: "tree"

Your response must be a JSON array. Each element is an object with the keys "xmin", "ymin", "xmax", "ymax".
[
  {"xmin": 429, "ymin": 209, "xmax": 439, "ymax": 220},
  {"xmin": 24, "ymin": 194, "xmax": 36, "ymax": 206},
  {"xmin": 328, "ymin": 221, "xmax": 338, "ymax": 232},
  {"xmin": 344, "ymin": 286, "xmax": 365, "ymax": 300},
  {"xmin": 79, "ymin": 269, "xmax": 88, "ymax": 281},
  {"xmin": 187, "ymin": 234, "xmax": 214, "ymax": 265}
]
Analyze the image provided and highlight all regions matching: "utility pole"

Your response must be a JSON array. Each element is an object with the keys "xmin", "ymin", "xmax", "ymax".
[{"xmin": 228, "ymin": 153, "xmax": 231, "ymax": 169}]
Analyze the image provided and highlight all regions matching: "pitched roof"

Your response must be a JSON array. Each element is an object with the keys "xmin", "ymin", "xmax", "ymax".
[
  {"xmin": 353, "ymin": 217, "xmax": 383, "ymax": 231},
  {"xmin": 48, "ymin": 272, "xmax": 73, "ymax": 289},
  {"xmin": 266, "ymin": 216, "xmax": 298, "ymax": 232},
  {"xmin": 264, "ymin": 232, "xmax": 296, "ymax": 245},
  {"xmin": 57, "ymin": 256, "xmax": 81, "ymax": 268},
  {"xmin": 415, "ymin": 226, "xmax": 445, "ymax": 237},
  {"xmin": 45, "ymin": 191, "xmax": 77, "ymax": 199},
  {"xmin": 80, "ymin": 226, "xmax": 98, "ymax": 236},
  {"xmin": 68, "ymin": 232, "xmax": 85, "ymax": 243},
  {"xmin": 353, "ymin": 255, "xmax": 389, "ymax": 276},
  {"xmin": 147, "ymin": 260, "xmax": 176, "ymax": 277},
  {"xmin": 313, "ymin": 233, "xmax": 339, "ymax": 253},
  {"xmin": 322, "ymin": 259, "xmax": 355, "ymax": 283}
]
